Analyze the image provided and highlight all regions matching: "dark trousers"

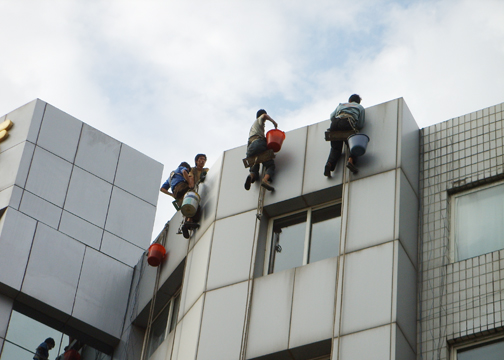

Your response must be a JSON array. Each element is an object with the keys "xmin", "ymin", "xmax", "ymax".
[
  {"xmin": 327, "ymin": 117, "xmax": 357, "ymax": 170},
  {"xmin": 247, "ymin": 138, "xmax": 275, "ymax": 181}
]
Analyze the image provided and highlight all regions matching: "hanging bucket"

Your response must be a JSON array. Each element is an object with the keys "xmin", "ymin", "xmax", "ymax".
[
  {"xmin": 181, "ymin": 191, "xmax": 200, "ymax": 217},
  {"xmin": 266, "ymin": 129, "xmax": 286, "ymax": 152},
  {"xmin": 348, "ymin": 133, "xmax": 370, "ymax": 156},
  {"xmin": 147, "ymin": 243, "xmax": 166, "ymax": 267}
]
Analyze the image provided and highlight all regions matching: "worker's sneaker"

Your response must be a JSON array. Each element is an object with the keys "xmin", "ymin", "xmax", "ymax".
[
  {"xmin": 182, "ymin": 225, "xmax": 190, "ymax": 239},
  {"xmin": 261, "ymin": 180, "xmax": 275, "ymax": 191},
  {"xmin": 346, "ymin": 161, "xmax": 358, "ymax": 174},
  {"xmin": 244, "ymin": 175, "xmax": 252, "ymax": 190},
  {"xmin": 324, "ymin": 162, "xmax": 332, "ymax": 177}
]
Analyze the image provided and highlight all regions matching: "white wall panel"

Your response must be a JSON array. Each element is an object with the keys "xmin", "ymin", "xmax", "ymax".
[
  {"xmin": 37, "ymin": 104, "xmax": 82, "ymax": 162},
  {"xmin": 341, "ymin": 242, "xmax": 393, "ymax": 335},
  {"xmin": 19, "ymin": 191, "xmax": 62, "ymax": 228},
  {"xmin": 0, "ymin": 99, "xmax": 44, "ymax": 150},
  {"xmin": 206, "ymin": 211, "xmax": 256, "ymax": 290},
  {"xmin": 396, "ymin": 244, "xmax": 417, "ymax": 348},
  {"xmin": 25, "ymin": 147, "xmax": 72, "ymax": 207},
  {"xmin": 172, "ymin": 295, "xmax": 204, "ymax": 360},
  {"xmin": 0, "ymin": 142, "xmax": 25, "ymax": 192},
  {"xmin": 339, "ymin": 325, "xmax": 391, "ymax": 360},
  {"xmin": 72, "ymin": 248, "xmax": 133, "ymax": 338},
  {"xmin": 0, "ymin": 289, "xmax": 14, "ymax": 338},
  {"xmin": 246, "ymin": 269, "xmax": 294, "ymax": 359},
  {"xmin": 101, "ymin": 231, "xmax": 143, "ymax": 267},
  {"xmin": 290, "ymin": 257, "xmax": 337, "ymax": 348},
  {"xmin": 0, "ymin": 209, "xmax": 37, "ymax": 291},
  {"xmin": 22, "ymin": 223, "xmax": 85, "ymax": 314},
  {"xmin": 14, "ymin": 141, "xmax": 35, "ymax": 189},
  {"xmin": 75, "ymin": 124, "xmax": 121, "ymax": 183},
  {"xmin": 216, "ymin": 145, "xmax": 258, "ymax": 220},
  {"xmin": 346, "ymin": 170, "xmax": 396, "ymax": 253},
  {"xmin": 179, "ymin": 230, "xmax": 212, "ymax": 319},
  {"xmin": 197, "ymin": 281, "xmax": 248, "ymax": 360},
  {"xmin": 398, "ymin": 170, "xmax": 418, "ymax": 268},
  {"xmin": 395, "ymin": 324, "xmax": 416, "ymax": 360},
  {"xmin": 59, "ymin": 211, "xmax": 103, "ymax": 249},
  {"xmin": 303, "ymin": 120, "xmax": 344, "ymax": 194},
  {"xmin": 114, "ymin": 144, "xmax": 163, "ymax": 206},
  {"xmin": 64, "ymin": 166, "xmax": 112, "ymax": 228},
  {"xmin": 105, "ymin": 187, "xmax": 156, "ymax": 248},
  {"xmin": 349, "ymin": 99, "xmax": 399, "ymax": 180},
  {"xmin": 0, "ymin": 185, "xmax": 22, "ymax": 210},
  {"xmin": 399, "ymin": 99, "xmax": 419, "ymax": 195}
]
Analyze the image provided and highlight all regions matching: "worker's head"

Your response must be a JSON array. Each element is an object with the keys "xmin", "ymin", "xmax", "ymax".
[
  {"xmin": 349, "ymin": 94, "xmax": 362, "ymax": 104},
  {"xmin": 256, "ymin": 109, "xmax": 267, "ymax": 119},
  {"xmin": 45, "ymin": 338, "xmax": 55, "ymax": 349},
  {"xmin": 180, "ymin": 162, "xmax": 191, "ymax": 170},
  {"xmin": 195, "ymin": 154, "xmax": 207, "ymax": 168}
]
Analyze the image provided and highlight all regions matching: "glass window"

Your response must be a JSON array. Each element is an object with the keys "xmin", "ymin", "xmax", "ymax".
[
  {"xmin": 267, "ymin": 203, "xmax": 341, "ymax": 274},
  {"xmin": 455, "ymin": 338, "xmax": 504, "ymax": 359},
  {"xmin": 451, "ymin": 181, "xmax": 504, "ymax": 261},
  {"xmin": 146, "ymin": 291, "xmax": 181, "ymax": 359}
]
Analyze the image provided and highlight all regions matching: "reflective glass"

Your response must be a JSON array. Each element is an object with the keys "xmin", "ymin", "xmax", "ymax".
[
  {"xmin": 169, "ymin": 293, "xmax": 181, "ymax": 333},
  {"xmin": 146, "ymin": 303, "xmax": 170, "ymax": 358},
  {"xmin": 454, "ymin": 182, "xmax": 504, "ymax": 261},
  {"xmin": 1, "ymin": 341, "xmax": 35, "ymax": 360},
  {"xmin": 271, "ymin": 212, "xmax": 307, "ymax": 273},
  {"xmin": 458, "ymin": 339, "xmax": 504, "ymax": 359},
  {"xmin": 309, "ymin": 205, "xmax": 341, "ymax": 263}
]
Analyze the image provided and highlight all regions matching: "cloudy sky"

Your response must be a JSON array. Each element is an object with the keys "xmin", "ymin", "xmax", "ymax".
[{"xmin": 1, "ymin": 0, "xmax": 503, "ymax": 239}]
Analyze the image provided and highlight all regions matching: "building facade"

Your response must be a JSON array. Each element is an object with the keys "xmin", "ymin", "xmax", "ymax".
[{"xmin": 1, "ymin": 98, "xmax": 503, "ymax": 360}]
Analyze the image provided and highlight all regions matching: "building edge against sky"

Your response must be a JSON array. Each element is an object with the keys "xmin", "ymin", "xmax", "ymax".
[{"xmin": 0, "ymin": 98, "xmax": 503, "ymax": 360}]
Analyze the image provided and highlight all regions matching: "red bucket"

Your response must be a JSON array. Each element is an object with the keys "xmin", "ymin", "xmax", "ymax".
[
  {"xmin": 147, "ymin": 243, "xmax": 166, "ymax": 267},
  {"xmin": 266, "ymin": 129, "xmax": 286, "ymax": 152}
]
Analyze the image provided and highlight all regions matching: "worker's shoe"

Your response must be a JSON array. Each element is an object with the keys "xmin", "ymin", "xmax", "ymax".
[
  {"xmin": 181, "ymin": 225, "xmax": 190, "ymax": 239},
  {"xmin": 346, "ymin": 161, "xmax": 358, "ymax": 174},
  {"xmin": 184, "ymin": 222, "xmax": 200, "ymax": 230},
  {"xmin": 244, "ymin": 175, "xmax": 253, "ymax": 190},
  {"xmin": 261, "ymin": 180, "xmax": 275, "ymax": 191},
  {"xmin": 324, "ymin": 162, "xmax": 332, "ymax": 177}
]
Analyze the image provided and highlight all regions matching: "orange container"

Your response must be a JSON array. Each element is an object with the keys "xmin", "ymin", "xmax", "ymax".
[
  {"xmin": 147, "ymin": 243, "xmax": 166, "ymax": 267},
  {"xmin": 266, "ymin": 129, "xmax": 286, "ymax": 152}
]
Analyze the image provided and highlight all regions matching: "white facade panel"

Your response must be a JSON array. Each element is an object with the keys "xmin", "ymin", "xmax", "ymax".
[
  {"xmin": 0, "ymin": 99, "xmax": 44, "ymax": 150},
  {"xmin": 172, "ymin": 295, "xmax": 204, "ymax": 360},
  {"xmin": 246, "ymin": 269, "xmax": 295, "ymax": 359},
  {"xmin": 59, "ymin": 210, "xmax": 104, "ymax": 249},
  {"xmin": 339, "ymin": 325, "xmax": 391, "ymax": 360},
  {"xmin": 0, "ymin": 142, "xmax": 25, "ymax": 192},
  {"xmin": 105, "ymin": 186, "xmax": 156, "ymax": 248},
  {"xmin": 341, "ymin": 242, "xmax": 394, "ymax": 335},
  {"xmin": 19, "ymin": 191, "xmax": 62, "ymax": 228},
  {"xmin": 0, "ymin": 293, "xmax": 13, "ymax": 339},
  {"xmin": 197, "ymin": 281, "xmax": 248, "ymax": 360},
  {"xmin": 0, "ymin": 208, "xmax": 36, "ymax": 292},
  {"xmin": 398, "ymin": 170, "xmax": 418, "ymax": 268},
  {"xmin": 72, "ymin": 248, "xmax": 133, "ymax": 338},
  {"xmin": 37, "ymin": 104, "xmax": 82, "ymax": 162},
  {"xmin": 114, "ymin": 144, "xmax": 163, "ymax": 206},
  {"xmin": 74, "ymin": 124, "xmax": 121, "ymax": 183},
  {"xmin": 64, "ymin": 166, "xmax": 112, "ymax": 228},
  {"xmin": 396, "ymin": 244, "xmax": 417, "ymax": 348},
  {"xmin": 101, "ymin": 231, "xmax": 143, "ymax": 267},
  {"xmin": 303, "ymin": 119, "xmax": 344, "ymax": 194},
  {"xmin": 25, "ymin": 146, "xmax": 72, "ymax": 207},
  {"xmin": 346, "ymin": 170, "xmax": 396, "ymax": 253},
  {"xmin": 206, "ymin": 210, "xmax": 256, "ymax": 291},
  {"xmin": 0, "ymin": 185, "xmax": 22, "ymax": 210},
  {"xmin": 22, "ymin": 223, "xmax": 85, "ymax": 314},
  {"xmin": 14, "ymin": 141, "xmax": 35, "ymax": 189},
  {"xmin": 399, "ymin": 99, "xmax": 419, "ymax": 195},
  {"xmin": 179, "ymin": 230, "xmax": 212, "ymax": 319},
  {"xmin": 289, "ymin": 257, "xmax": 337, "ymax": 348}
]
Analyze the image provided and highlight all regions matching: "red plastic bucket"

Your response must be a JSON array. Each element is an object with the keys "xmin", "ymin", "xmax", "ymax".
[
  {"xmin": 266, "ymin": 129, "xmax": 286, "ymax": 152},
  {"xmin": 147, "ymin": 243, "xmax": 166, "ymax": 267}
]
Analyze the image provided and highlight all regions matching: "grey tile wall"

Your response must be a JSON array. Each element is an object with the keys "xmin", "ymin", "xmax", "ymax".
[{"xmin": 419, "ymin": 102, "xmax": 504, "ymax": 359}]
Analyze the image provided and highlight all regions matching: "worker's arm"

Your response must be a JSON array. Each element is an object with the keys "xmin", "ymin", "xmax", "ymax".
[
  {"xmin": 184, "ymin": 170, "xmax": 195, "ymax": 189},
  {"xmin": 262, "ymin": 114, "xmax": 278, "ymax": 129},
  {"xmin": 160, "ymin": 187, "xmax": 175, "ymax": 198}
]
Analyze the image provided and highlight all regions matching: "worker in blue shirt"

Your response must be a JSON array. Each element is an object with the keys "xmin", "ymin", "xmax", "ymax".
[
  {"xmin": 325, "ymin": 94, "xmax": 365, "ymax": 176},
  {"xmin": 33, "ymin": 338, "xmax": 55, "ymax": 360}
]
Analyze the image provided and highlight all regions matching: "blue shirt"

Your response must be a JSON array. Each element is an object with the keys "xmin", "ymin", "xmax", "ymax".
[
  {"xmin": 331, "ymin": 101, "xmax": 365, "ymax": 129},
  {"xmin": 161, "ymin": 166, "xmax": 188, "ymax": 192},
  {"xmin": 34, "ymin": 342, "xmax": 49, "ymax": 360}
]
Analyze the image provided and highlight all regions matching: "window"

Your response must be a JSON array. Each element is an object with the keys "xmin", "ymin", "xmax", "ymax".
[
  {"xmin": 452, "ymin": 337, "xmax": 504, "ymax": 359},
  {"xmin": 451, "ymin": 181, "xmax": 504, "ymax": 262},
  {"xmin": 146, "ymin": 291, "xmax": 181, "ymax": 358},
  {"xmin": 266, "ymin": 202, "xmax": 341, "ymax": 274}
]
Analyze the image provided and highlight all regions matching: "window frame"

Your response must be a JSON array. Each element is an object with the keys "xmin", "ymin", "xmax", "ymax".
[
  {"xmin": 264, "ymin": 200, "xmax": 342, "ymax": 275},
  {"xmin": 450, "ymin": 334, "xmax": 504, "ymax": 360},
  {"xmin": 449, "ymin": 179, "xmax": 504, "ymax": 262}
]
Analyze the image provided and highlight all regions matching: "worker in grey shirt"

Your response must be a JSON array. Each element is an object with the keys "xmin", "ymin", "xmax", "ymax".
[
  {"xmin": 325, "ymin": 94, "xmax": 365, "ymax": 175},
  {"xmin": 245, "ymin": 109, "xmax": 278, "ymax": 191}
]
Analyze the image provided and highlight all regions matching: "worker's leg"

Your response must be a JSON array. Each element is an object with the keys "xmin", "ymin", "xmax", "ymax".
[
  {"xmin": 261, "ymin": 160, "xmax": 275, "ymax": 191},
  {"xmin": 245, "ymin": 139, "xmax": 267, "ymax": 190}
]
